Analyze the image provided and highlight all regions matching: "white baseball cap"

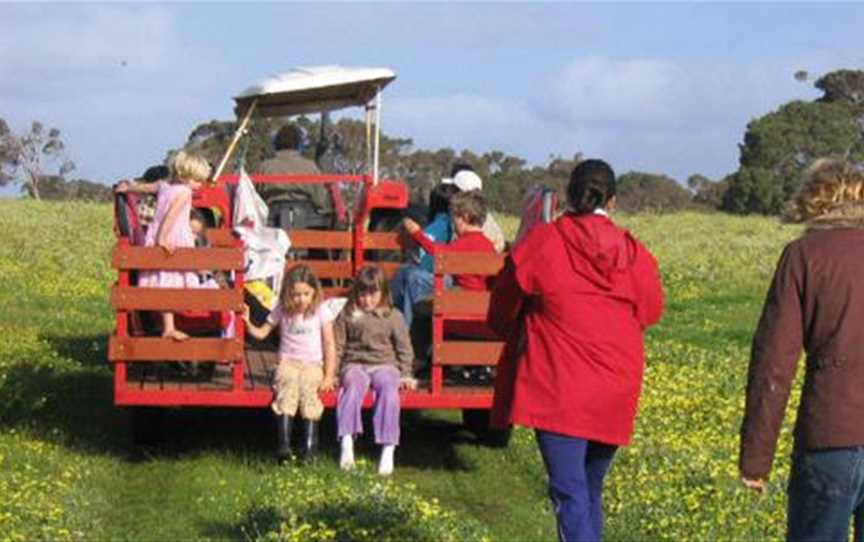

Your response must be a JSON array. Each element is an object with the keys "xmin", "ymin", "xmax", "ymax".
[{"xmin": 442, "ymin": 170, "xmax": 483, "ymax": 192}]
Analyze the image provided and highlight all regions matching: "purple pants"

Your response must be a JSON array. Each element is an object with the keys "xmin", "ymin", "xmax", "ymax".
[{"xmin": 337, "ymin": 364, "xmax": 401, "ymax": 445}]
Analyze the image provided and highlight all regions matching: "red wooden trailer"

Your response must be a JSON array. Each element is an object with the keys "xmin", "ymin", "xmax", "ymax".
[
  {"xmin": 108, "ymin": 66, "xmax": 509, "ymax": 442},
  {"xmin": 109, "ymin": 173, "xmax": 506, "ymax": 421}
]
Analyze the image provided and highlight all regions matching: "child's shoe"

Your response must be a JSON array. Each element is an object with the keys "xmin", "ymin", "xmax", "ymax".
[
  {"xmin": 378, "ymin": 444, "xmax": 395, "ymax": 476},
  {"xmin": 275, "ymin": 415, "xmax": 294, "ymax": 463},
  {"xmin": 339, "ymin": 435, "xmax": 355, "ymax": 470},
  {"xmin": 301, "ymin": 419, "xmax": 319, "ymax": 461}
]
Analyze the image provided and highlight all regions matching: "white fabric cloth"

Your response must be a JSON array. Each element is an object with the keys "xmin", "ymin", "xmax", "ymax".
[
  {"xmin": 233, "ymin": 168, "xmax": 291, "ymax": 298},
  {"xmin": 233, "ymin": 168, "xmax": 269, "ymax": 229}
]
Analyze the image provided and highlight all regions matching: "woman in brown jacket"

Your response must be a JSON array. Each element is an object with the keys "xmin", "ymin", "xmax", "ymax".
[{"xmin": 740, "ymin": 159, "xmax": 864, "ymax": 541}]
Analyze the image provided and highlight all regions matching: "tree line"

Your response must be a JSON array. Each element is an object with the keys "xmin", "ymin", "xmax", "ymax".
[{"xmin": 4, "ymin": 69, "xmax": 864, "ymax": 215}]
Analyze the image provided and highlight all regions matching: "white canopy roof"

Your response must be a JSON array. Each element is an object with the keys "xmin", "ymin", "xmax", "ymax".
[{"xmin": 234, "ymin": 65, "xmax": 397, "ymax": 118}]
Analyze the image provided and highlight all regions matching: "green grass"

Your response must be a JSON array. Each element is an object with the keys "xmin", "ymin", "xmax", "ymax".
[{"xmin": 1, "ymin": 201, "xmax": 803, "ymax": 540}]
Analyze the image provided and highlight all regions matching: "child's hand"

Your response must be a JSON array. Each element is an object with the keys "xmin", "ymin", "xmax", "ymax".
[
  {"xmin": 158, "ymin": 239, "xmax": 175, "ymax": 255},
  {"xmin": 241, "ymin": 304, "xmax": 251, "ymax": 323},
  {"xmin": 402, "ymin": 218, "xmax": 421, "ymax": 235},
  {"xmin": 741, "ymin": 477, "xmax": 766, "ymax": 494},
  {"xmin": 399, "ymin": 377, "xmax": 418, "ymax": 391},
  {"xmin": 319, "ymin": 374, "xmax": 337, "ymax": 392}
]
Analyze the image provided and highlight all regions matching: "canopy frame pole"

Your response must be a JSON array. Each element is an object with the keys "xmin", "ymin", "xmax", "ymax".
[
  {"xmin": 212, "ymin": 98, "xmax": 258, "ymax": 181},
  {"xmin": 372, "ymin": 87, "xmax": 382, "ymax": 186},
  {"xmin": 365, "ymin": 105, "xmax": 372, "ymax": 179}
]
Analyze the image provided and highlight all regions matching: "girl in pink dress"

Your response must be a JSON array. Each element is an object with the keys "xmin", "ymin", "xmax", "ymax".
[{"xmin": 115, "ymin": 151, "xmax": 212, "ymax": 341}]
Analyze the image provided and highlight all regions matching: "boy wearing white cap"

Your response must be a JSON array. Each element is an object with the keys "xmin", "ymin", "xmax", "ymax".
[{"xmin": 442, "ymin": 166, "xmax": 506, "ymax": 253}]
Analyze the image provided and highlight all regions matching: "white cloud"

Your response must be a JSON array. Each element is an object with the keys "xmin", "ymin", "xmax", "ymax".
[
  {"xmin": 0, "ymin": 4, "xmax": 232, "ymax": 182},
  {"xmin": 546, "ymin": 56, "xmax": 688, "ymax": 123},
  {"xmin": 387, "ymin": 94, "xmax": 535, "ymax": 156}
]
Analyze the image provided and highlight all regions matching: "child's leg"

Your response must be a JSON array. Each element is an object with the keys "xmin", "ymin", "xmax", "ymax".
[
  {"xmin": 298, "ymin": 363, "xmax": 325, "ymax": 459},
  {"xmin": 369, "ymin": 366, "xmax": 402, "ymax": 446},
  {"xmin": 337, "ymin": 365, "xmax": 371, "ymax": 440},
  {"xmin": 162, "ymin": 312, "xmax": 189, "ymax": 341},
  {"xmin": 297, "ymin": 363, "xmax": 325, "ymax": 421},
  {"xmin": 271, "ymin": 361, "xmax": 303, "ymax": 417}
]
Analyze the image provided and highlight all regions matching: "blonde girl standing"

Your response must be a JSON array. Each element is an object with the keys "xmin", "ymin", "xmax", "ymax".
[
  {"xmin": 244, "ymin": 265, "xmax": 337, "ymax": 461},
  {"xmin": 115, "ymin": 151, "xmax": 211, "ymax": 341}
]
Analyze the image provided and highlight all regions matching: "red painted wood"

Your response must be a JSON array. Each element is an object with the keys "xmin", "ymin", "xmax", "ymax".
[
  {"xmin": 116, "ymin": 388, "xmax": 492, "ymax": 409},
  {"xmin": 112, "ymin": 246, "xmax": 245, "ymax": 271},
  {"xmin": 434, "ymin": 252, "xmax": 505, "ymax": 275},
  {"xmin": 108, "ymin": 337, "xmax": 243, "ymax": 362},
  {"xmin": 363, "ymin": 232, "xmax": 402, "ymax": 250},
  {"xmin": 111, "ymin": 286, "xmax": 243, "ymax": 312},
  {"xmin": 288, "ymin": 260, "xmax": 353, "ymax": 279},
  {"xmin": 433, "ymin": 290, "xmax": 492, "ymax": 317},
  {"xmin": 288, "ymin": 229, "xmax": 353, "ymax": 249},
  {"xmin": 434, "ymin": 341, "xmax": 503, "ymax": 366}
]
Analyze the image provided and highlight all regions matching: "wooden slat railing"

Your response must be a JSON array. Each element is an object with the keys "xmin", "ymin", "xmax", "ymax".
[
  {"xmin": 289, "ymin": 230, "xmax": 353, "ymax": 249},
  {"xmin": 112, "ymin": 246, "xmax": 245, "ymax": 271},
  {"xmin": 110, "ymin": 287, "xmax": 243, "ymax": 312},
  {"xmin": 108, "ymin": 337, "xmax": 243, "ymax": 362},
  {"xmin": 431, "ymin": 251, "xmax": 507, "ymax": 394},
  {"xmin": 434, "ymin": 341, "xmax": 503, "ymax": 366},
  {"xmin": 364, "ymin": 232, "xmax": 402, "ymax": 251}
]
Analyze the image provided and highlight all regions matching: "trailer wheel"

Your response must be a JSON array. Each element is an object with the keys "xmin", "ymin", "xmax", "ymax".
[
  {"xmin": 462, "ymin": 408, "xmax": 512, "ymax": 448},
  {"xmin": 130, "ymin": 407, "xmax": 166, "ymax": 449}
]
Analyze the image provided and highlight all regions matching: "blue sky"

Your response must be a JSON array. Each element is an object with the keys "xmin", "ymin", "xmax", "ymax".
[{"xmin": 2, "ymin": 2, "xmax": 862, "ymax": 190}]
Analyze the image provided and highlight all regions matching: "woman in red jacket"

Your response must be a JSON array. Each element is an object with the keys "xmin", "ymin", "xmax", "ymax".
[{"xmin": 489, "ymin": 159, "xmax": 664, "ymax": 542}]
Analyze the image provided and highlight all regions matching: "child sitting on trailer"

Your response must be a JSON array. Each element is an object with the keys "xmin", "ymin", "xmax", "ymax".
[
  {"xmin": 401, "ymin": 190, "xmax": 498, "ymax": 376},
  {"xmin": 334, "ymin": 266, "xmax": 415, "ymax": 476},
  {"xmin": 243, "ymin": 264, "xmax": 337, "ymax": 462},
  {"xmin": 401, "ymin": 190, "xmax": 497, "ymax": 290}
]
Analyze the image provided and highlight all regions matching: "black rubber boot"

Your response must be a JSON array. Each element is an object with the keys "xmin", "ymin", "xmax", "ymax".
[
  {"xmin": 275, "ymin": 415, "xmax": 294, "ymax": 462},
  {"xmin": 301, "ymin": 419, "xmax": 319, "ymax": 461}
]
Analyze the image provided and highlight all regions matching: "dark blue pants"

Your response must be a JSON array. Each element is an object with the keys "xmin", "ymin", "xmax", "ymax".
[
  {"xmin": 536, "ymin": 430, "xmax": 618, "ymax": 542},
  {"xmin": 787, "ymin": 446, "xmax": 864, "ymax": 541}
]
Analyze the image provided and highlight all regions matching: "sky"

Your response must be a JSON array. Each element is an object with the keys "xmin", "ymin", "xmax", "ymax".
[{"xmin": 2, "ymin": 2, "xmax": 863, "ymax": 190}]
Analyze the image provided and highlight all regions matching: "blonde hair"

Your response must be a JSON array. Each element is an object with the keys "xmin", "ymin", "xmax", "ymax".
[
  {"xmin": 280, "ymin": 264, "xmax": 324, "ymax": 318},
  {"xmin": 788, "ymin": 158, "xmax": 864, "ymax": 222},
  {"xmin": 171, "ymin": 151, "xmax": 212, "ymax": 184}
]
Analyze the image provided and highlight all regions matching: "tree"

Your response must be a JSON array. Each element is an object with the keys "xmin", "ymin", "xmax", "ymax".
[
  {"xmin": 687, "ymin": 173, "xmax": 729, "ymax": 210},
  {"xmin": 815, "ymin": 69, "xmax": 864, "ymax": 105},
  {"xmin": 723, "ymin": 98, "xmax": 864, "ymax": 214},
  {"xmin": 0, "ymin": 119, "xmax": 75, "ymax": 199},
  {"xmin": 616, "ymin": 172, "xmax": 694, "ymax": 213},
  {"xmin": 179, "ymin": 117, "xmax": 284, "ymax": 173}
]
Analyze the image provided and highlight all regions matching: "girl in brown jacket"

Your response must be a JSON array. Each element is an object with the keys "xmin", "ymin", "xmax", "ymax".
[
  {"xmin": 334, "ymin": 266, "xmax": 416, "ymax": 476},
  {"xmin": 740, "ymin": 159, "xmax": 864, "ymax": 541}
]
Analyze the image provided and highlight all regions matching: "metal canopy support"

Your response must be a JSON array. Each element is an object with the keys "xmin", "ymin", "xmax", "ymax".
[
  {"xmin": 212, "ymin": 98, "xmax": 258, "ymax": 181},
  {"xmin": 373, "ymin": 87, "xmax": 382, "ymax": 186}
]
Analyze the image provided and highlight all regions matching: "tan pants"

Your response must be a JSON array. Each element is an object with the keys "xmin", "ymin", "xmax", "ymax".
[{"xmin": 271, "ymin": 360, "xmax": 324, "ymax": 420}]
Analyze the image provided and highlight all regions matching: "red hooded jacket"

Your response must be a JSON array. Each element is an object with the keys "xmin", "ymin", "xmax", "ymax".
[{"xmin": 489, "ymin": 212, "xmax": 663, "ymax": 445}]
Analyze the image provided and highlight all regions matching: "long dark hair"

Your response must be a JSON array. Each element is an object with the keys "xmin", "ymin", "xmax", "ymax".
[{"xmin": 567, "ymin": 159, "xmax": 616, "ymax": 215}]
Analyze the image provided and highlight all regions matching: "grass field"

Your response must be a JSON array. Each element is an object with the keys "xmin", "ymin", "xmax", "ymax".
[{"xmin": 0, "ymin": 200, "xmax": 803, "ymax": 541}]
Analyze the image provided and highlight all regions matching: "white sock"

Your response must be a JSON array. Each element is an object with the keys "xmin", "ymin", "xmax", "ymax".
[
  {"xmin": 340, "ymin": 435, "xmax": 355, "ymax": 470},
  {"xmin": 378, "ymin": 444, "xmax": 395, "ymax": 476}
]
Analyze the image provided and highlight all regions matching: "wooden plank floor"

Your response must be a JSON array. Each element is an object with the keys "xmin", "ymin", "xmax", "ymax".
[{"xmin": 123, "ymin": 350, "xmax": 494, "ymax": 395}]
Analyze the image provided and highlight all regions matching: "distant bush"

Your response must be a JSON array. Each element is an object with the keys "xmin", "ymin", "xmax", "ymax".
[
  {"xmin": 35, "ymin": 176, "xmax": 113, "ymax": 203},
  {"xmin": 616, "ymin": 171, "xmax": 696, "ymax": 213}
]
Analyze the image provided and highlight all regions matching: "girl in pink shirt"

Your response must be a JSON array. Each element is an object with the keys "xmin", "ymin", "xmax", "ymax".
[{"xmin": 243, "ymin": 265, "xmax": 336, "ymax": 462}]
